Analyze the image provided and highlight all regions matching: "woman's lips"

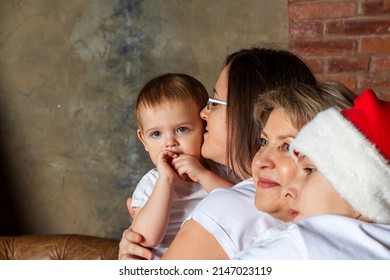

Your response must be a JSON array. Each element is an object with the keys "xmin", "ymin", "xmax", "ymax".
[
  {"xmin": 203, "ymin": 127, "xmax": 209, "ymax": 137},
  {"xmin": 256, "ymin": 177, "xmax": 279, "ymax": 189}
]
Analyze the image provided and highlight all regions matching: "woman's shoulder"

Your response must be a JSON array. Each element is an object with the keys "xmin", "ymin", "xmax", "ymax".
[
  {"xmin": 187, "ymin": 178, "xmax": 256, "ymax": 217},
  {"xmin": 207, "ymin": 178, "xmax": 255, "ymax": 202}
]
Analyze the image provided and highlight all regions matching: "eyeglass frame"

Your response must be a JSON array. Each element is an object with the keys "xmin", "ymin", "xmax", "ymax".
[{"xmin": 206, "ymin": 97, "xmax": 228, "ymax": 110}]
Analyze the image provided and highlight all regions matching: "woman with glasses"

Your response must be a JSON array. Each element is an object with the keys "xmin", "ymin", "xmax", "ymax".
[{"xmin": 119, "ymin": 47, "xmax": 317, "ymax": 260}]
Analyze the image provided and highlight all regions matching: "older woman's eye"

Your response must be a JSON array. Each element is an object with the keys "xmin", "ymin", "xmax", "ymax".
[{"xmin": 282, "ymin": 143, "xmax": 290, "ymax": 151}]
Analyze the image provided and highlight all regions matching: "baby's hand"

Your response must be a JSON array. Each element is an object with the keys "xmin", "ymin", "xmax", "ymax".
[
  {"xmin": 156, "ymin": 150, "xmax": 182, "ymax": 186},
  {"xmin": 171, "ymin": 154, "xmax": 207, "ymax": 183}
]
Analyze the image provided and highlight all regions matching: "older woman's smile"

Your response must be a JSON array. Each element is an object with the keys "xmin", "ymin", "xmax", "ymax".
[{"xmin": 256, "ymin": 177, "xmax": 279, "ymax": 189}]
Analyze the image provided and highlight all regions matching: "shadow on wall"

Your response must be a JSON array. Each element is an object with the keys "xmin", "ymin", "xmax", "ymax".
[
  {"xmin": 0, "ymin": 86, "xmax": 22, "ymax": 234},
  {"xmin": 0, "ymin": 126, "xmax": 23, "ymax": 235}
]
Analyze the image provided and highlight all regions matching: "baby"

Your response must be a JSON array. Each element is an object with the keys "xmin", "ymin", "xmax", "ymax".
[{"xmin": 131, "ymin": 73, "xmax": 233, "ymax": 258}]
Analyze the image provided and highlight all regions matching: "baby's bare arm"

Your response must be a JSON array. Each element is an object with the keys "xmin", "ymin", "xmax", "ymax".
[
  {"xmin": 131, "ymin": 150, "xmax": 181, "ymax": 247},
  {"xmin": 172, "ymin": 154, "xmax": 234, "ymax": 192}
]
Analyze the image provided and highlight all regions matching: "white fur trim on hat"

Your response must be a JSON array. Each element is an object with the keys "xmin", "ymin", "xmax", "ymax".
[{"xmin": 291, "ymin": 108, "xmax": 390, "ymax": 224}]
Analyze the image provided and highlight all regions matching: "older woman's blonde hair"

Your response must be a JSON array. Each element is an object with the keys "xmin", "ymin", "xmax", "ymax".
[{"xmin": 254, "ymin": 81, "xmax": 356, "ymax": 131}]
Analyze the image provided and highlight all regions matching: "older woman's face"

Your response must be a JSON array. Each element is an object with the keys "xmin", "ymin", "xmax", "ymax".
[
  {"xmin": 199, "ymin": 66, "xmax": 229, "ymax": 166},
  {"xmin": 251, "ymin": 108, "xmax": 298, "ymax": 222}
]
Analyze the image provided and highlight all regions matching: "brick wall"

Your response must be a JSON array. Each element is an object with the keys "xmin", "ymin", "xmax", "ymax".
[{"xmin": 288, "ymin": 0, "xmax": 390, "ymax": 98}]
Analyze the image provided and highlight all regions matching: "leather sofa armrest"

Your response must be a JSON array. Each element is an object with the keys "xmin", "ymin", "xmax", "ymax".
[{"xmin": 0, "ymin": 234, "xmax": 119, "ymax": 260}]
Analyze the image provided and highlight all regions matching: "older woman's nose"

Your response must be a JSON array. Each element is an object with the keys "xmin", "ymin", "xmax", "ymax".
[{"xmin": 254, "ymin": 147, "xmax": 276, "ymax": 170}]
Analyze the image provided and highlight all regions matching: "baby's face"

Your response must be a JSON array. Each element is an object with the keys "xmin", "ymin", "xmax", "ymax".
[
  {"xmin": 283, "ymin": 155, "xmax": 358, "ymax": 221},
  {"xmin": 137, "ymin": 101, "xmax": 204, "ymax": 165}
]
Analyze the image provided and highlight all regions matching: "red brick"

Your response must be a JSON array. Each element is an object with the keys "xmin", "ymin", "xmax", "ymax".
[
  {"xmin": 289, "ymin": 39, "xmax": 357, "ymax": 56},
  {"xmin": 326, "ymin": 20, "xmax": 390, "ymax": 36},
  {"xmin": 288, "ymin": 2, "xmax": 390, "ymax": 95},
  {"xmin": 361, "ymin": 1, "xmax": 390, "ymax": 16},
  {"xmin": 288, "ymin": 0, "xmax": 306, "ymax": 3},
  {"xmin": 354, "ymin": 87, "xmax": 390, "ymax": 99},
  {"xmin": 361, "ymin": 37, "xmax": 390, "ymax": 53},
  {"xmin": 327, "ymin": 57, "xmax": 369, "ymax": 73},
  {"xmin": 376, "ymin": 92, "xmax": 390, "ymax": 101},
  {"xmin": 302, "ymin": 58, "xmax": 323, "ymax": 73},
  {"xmin": 289, "ymin": 2, "xmax": 356, "ymax": 20},
  {"xmin": 372, "ymin": 56, "xmax": 390, "ymax": 71},
  {"xmin": 359, "ymin": 71, "xmax": 390, "ymax": 89},
  {"xmin": 316, "ymin": 74, "xmax": 357, "ymax": 89},
  {"xmin": 290, "ymin": 22, "xmax": 323, "ymax": 38}
]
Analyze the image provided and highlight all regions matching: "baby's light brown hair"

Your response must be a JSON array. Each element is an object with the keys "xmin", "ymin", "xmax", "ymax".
[{"xmin": 136, "ymin": 73, "xmax": 208, "ymax": 129}]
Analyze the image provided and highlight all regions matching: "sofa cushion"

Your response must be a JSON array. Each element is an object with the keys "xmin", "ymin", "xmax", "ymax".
[{"xmin": 0, "ymin": 234, "xmax": 119, "ymax": 260}]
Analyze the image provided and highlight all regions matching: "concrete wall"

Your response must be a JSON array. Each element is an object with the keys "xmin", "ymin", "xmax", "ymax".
[{"xmin": 0, "ymin": 0, "xmax": 288, "ymax": 239}]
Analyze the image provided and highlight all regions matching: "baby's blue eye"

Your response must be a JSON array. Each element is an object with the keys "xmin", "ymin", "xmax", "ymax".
[
  {"xmin": 151, "ymin": 131, "xmax": 161, "ymax": 138},
  {"xmin": 177, "ymin": 127, "xmax": 189, "ymax": 133}
]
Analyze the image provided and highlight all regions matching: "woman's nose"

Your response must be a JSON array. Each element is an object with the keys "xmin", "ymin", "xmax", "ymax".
[
  {"xmin": 200, "ymin": 106, "xmax": 209, "ymax": 120},
  {"xmin": 254, "ymin": 148, "xmax": 275, "ymax": 170}
]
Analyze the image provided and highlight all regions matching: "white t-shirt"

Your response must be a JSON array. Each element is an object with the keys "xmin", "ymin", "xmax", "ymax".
[
  {"xmin": 132, "ymin": 168, "xmax": 208, "ymax": 258},
  {"xmin": 234, "ymin": 214, "xmax": 390, "ymax": 259},
  {"xmin": 184, "ymin": 178, "xmax": 283, "ymax": 259}
]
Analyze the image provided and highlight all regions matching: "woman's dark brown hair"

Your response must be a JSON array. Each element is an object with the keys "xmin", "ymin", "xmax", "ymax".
[{"xmin": 224, "ymin": 47, "xmax": 317, "ymax": 179}]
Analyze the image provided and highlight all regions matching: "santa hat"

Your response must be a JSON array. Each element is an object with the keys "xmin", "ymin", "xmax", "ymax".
[{"xmin": 290, "ymin": 89, "xmax": 390, "ymax": 224}]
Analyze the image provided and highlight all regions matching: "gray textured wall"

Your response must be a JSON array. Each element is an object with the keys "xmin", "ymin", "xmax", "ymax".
[{"xmin": 0, "ymin": 0, "xmax": 288, "ymax": 239}]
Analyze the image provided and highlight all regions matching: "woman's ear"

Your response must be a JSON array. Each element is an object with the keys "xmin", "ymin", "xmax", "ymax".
[{"xmin": 137, "ymin": 129, "xmax": 149, "ymax": 152}]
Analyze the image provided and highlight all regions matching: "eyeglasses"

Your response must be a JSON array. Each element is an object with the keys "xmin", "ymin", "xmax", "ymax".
[{"xmin": 206, "ymin": 98, "xmax": 228, "ymax": 110}]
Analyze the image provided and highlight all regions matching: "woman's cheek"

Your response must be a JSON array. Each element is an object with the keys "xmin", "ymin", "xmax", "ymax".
[{"xmin": 279, "ymin": 157, "xmax": 298, "ymax": 186}]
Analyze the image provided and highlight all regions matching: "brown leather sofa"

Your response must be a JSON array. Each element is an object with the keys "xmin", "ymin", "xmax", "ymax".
[{"xmin": 0, "ymin": 234, "xmax": 119, "ymax": 260}]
